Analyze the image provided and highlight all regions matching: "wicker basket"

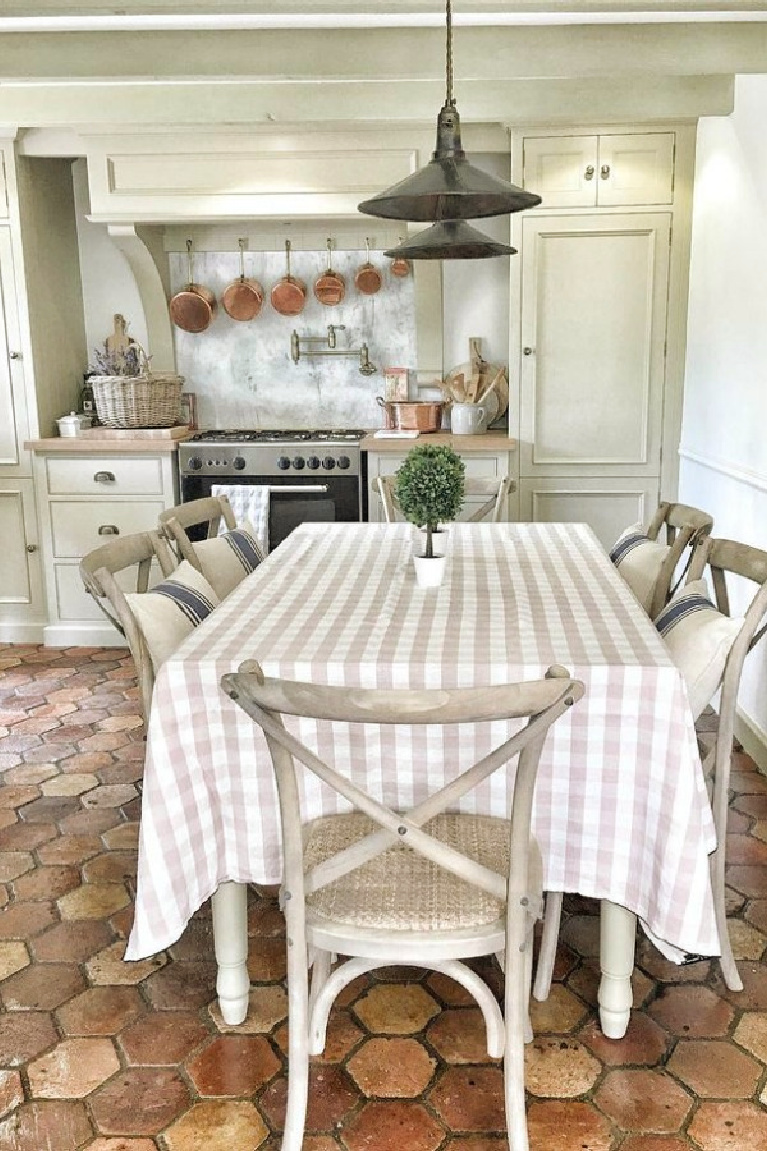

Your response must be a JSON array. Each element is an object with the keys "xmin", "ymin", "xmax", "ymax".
[{"xmin": 91, "ymin": 373, "xmax": 184, "ymax": 429}]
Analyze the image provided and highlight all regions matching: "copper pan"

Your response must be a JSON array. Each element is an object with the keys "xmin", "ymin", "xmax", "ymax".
[
  {"xmin": 355, "ymin": 237, "xmax": 382, "ymax": 296},
  {"xmin": 222, "ymin": 238, "xmax": 263, "ymax": 322},
  {"xmin": 390, "ymin": 238, "xmax": 412, "ymax": 279},
  {"xmin": 169, "ymin": 239, "xmax": 216, "ymax": 334},
  {"xmin": 314, "ymin": 237, "xmax": 345, "ymax": 306},
  {"xmin": 271, "ymin": 239, "xmax": 306, "ymax": 317}
]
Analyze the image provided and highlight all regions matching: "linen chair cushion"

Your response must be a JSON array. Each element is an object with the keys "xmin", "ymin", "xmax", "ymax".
[
  {"xmin": 192, "ymin": 521, "xmax": 263, "ymax": 600},
  {"xmin": 125, "ymin": 560, "xmax": 219, "ymax": 673},
  {"xmin": 610, "ymin": 521, "xmax": 669, "ymax": 612},
  {"xmin": 654, "ymin": 579, "xmax": 741, "ymax": 719}
]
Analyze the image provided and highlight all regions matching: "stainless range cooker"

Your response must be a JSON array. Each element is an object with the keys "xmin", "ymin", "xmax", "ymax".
[{"xmin": 178, "ymin": 429, "xmax": 368, "ymax": 552}]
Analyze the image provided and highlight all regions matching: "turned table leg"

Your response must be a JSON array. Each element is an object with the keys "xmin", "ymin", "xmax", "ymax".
[{"xmin": 212, "ymin": 881, "xmax": 250, "ymax": 1025}]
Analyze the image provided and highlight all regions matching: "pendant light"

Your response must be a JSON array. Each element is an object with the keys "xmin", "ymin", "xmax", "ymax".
[
  {"xmin": 358, "ymin": 0, "xmax": 541, "ymax": 232},
  {"xmin": 384, "ymin": 220, "xmax": 516, "ymax": 261}
]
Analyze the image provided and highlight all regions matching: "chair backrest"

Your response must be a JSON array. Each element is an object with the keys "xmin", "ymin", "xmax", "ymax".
[
  {"xmin": 221, "ymin": 662, "xmax": 583, "ymax": 929},
  {"xmin": 373, "ymin": 474, "xmax": 514, "ymax": 525},
  {"xmin": 79, "ymin": 530, "xmax": 177, "ymax": 723},
  {"xmin": 158, "ymin": 495, "xmax": 237, "ymax": 570},
  {"xmin": 645, "ymin": 500, "xmax": 714, "ymax": 617}
]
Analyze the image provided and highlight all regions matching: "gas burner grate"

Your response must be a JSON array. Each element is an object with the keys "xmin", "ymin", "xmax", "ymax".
[{"xmin": 190, "ymin": 429, "xmax": 367, "ymax": 444}]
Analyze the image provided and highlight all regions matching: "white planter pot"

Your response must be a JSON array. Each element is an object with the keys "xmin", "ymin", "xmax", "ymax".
[
  {"xmin": 419, "ymin": 527, "xmax": 449, "ymax": 557},
  {"xmin": 413, "ymin": 554, "xmax": 447, "ymax": 588}
]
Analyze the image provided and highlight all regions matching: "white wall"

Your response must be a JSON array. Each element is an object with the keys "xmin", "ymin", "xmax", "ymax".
[{"xmin": 679, "ymin": 74, "xmax": 767, "ymax": 762}]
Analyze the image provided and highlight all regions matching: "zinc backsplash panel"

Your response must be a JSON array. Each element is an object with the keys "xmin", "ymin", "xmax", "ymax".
[{"xmin": 170, "ymin": 249, "xmax": 416, "ymax": 430}]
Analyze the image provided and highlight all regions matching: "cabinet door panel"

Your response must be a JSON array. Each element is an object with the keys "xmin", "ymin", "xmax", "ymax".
[
  {"xmin": 0, "ymin": 228, "xmax": 22, "ymax": 465},
  {"xmin": 598, "ymin": 133, "xmax": 674, "ymax": 206},
  {"xmin": 520, "ymin": 213, "xmax": 670, "ymax": 477},
  {"xmin": 519, "ymin": 476, "xmax": 659, "ymax": 552},
  {"xmin": 523, "ymin": 136, "xmax": 597, "ymax": 207},
  {"xmin": 0, "ymin": 479, "xmax": 43, "ymax": 611}
]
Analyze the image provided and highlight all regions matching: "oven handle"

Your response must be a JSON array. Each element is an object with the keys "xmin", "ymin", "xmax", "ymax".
[{"xmin": 272, "ymin": 485, "xmax": 329, "ymax": 494}]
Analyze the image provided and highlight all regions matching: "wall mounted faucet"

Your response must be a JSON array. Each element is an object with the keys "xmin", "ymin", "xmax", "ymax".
[{"xmin": 290, "ymin": 325, "xmax": 377, "ymax": 376}]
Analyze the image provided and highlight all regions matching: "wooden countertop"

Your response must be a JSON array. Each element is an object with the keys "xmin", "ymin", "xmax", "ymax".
[
  {"xmin": 360, "ymin": 431, "xmax": 516, "ymax": 452},
  {"xmin": 25, "ymin": 437, "xmax": 187, "ymax": 454}
]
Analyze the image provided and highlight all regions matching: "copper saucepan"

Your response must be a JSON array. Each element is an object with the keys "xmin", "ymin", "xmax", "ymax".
[
  {"xmin": 314, "ymin": 237, "xmax": 345, "ymax": 306},
  {"xmin": 377, "ymin": 397, "xmax": 444, "ymax": 433},
  {"xmin": 222, "ymin": 238, "xmax": 263, "ymax": 322},
  {"xmin": 169, "ymin": 239, "xmax": 216, "ymax": 334},
  {"xmin": 390, "ymin": 238, "xmax": 412, "ymax": 279},
  {"xmin": 355, "ymin": 237, "xmax": 382, "ymax": 296},
  {"xmin": 271, "ymin": 239, "xmax": 307, "ymax": 317}
]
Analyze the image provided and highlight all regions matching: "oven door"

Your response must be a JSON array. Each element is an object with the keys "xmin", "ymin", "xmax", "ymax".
[{"xmin": 180, "ymin": 472, "xmax": 363, "ymax": 552}]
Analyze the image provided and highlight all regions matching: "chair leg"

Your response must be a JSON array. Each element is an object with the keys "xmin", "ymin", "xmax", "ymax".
[
  {"xmin": 533, "ymin": 891, "xmax": 562, "ymax": 1002},
  {"xmin": 283, "ymin": 931, "xmax": 310, "ymax": 1151},
  {"xmin": 710, "ymin": 844, "xmax": 744, "ymax": 992},
  {"xmin": 504, "ymin": 901, "xmax": 530, "ymax": 1151}
]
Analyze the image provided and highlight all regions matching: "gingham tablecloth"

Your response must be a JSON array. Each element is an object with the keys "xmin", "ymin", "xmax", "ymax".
[{"xmin": 126, "ymin": 522, "xmax": 719, "ymax": 962}]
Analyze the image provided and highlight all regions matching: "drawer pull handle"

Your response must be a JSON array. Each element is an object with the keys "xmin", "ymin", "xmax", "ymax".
[
  {"xmin": 93, "ymin": 470, "xmax": 116, "ymax": 484},
  {"xmin": 98, "ymin": 524, "xmax": 120, "ymax": 536}
]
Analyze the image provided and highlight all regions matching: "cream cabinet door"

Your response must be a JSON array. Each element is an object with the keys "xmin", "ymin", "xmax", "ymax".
[
  {"xmin": 519, "ymin": 213, "xmax": 671, "ymax": 480},
  {"xmin": 523, "ymin": 133, "xmax": 674, "ymax": 208},
  {"xmin": 523, "ymin": 136, "xmax": 598, "ymax": 208},
  {"xmin": 0, "ymin": 478, "xmax": 44, "ymax": 628},
  {"xmin": 518, "ymin": 476, "xmax": 659, "ymax": 552},
  {"xmin": 0, "ymin": 227, "xmax": 26, "ymax": 467}
]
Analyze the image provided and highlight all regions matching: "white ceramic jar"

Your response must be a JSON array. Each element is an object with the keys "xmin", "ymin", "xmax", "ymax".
[
  {"xmin": 57, "ymin": 412, "xmax": 82, "ymax": 438},
  {"xmin": 451, "ymin": 402, "xmax": 487, "ymax": 435}
]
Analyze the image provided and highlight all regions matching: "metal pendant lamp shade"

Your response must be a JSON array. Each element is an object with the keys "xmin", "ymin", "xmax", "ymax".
[
  {"xmin": 357, "ymin": 0, "xmax": 541, "ymax": 249},
  {"xmin": 384, "ymin": 220, "xmax": 517, "ymax": 261}
]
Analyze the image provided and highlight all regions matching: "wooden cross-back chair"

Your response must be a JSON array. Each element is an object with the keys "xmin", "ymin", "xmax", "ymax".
[
  {"xmin": 373, "ymin": 474, "xmax": 514, "ymax": 524},
  {"xmin": 222, "ymin": 661, "xmax": 583, "ymax": 1151},
  {"xmin": 157, "ymin": 494, "xmax": 237, "ymax": 571},
  {"xmin": 79, "ymin": 530, "xmax": 177, "ymax": 725},
  {"xmin": 644, "ymin": 500, "xmax": 714, "ymax": 618}
]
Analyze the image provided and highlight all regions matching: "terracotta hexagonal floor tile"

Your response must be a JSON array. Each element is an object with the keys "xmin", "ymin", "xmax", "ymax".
[
  {"xmin": 101, "ymin": 823, "xmax": 140, "ymax": 851},
  {"xmin": 667, "ymin": 1039, "xmax": 761, "ymax": 1098},
  {"xmin": 119, "ymin": 1010, "xmax": 210, "ymax": 1065},
  {"xmin": 30, "ymin": 919, "xmax": 114, "ymax": 964},
  {"xmin": 688, "ymin": 1101, "xmax": 767, "ymax": 1150},
  {"xmin": 0, "ymin": 850, "xmax": 34, "ymax": 882},
  {"xmin": 424, "ymin": 971, "xmax": 475, "ymax": 1007},
  {"xmin": 529, "ymin": 984, "xmax": 589, "ymax": 1035},
  {"xmin": 526, "ymin": 1099, "xmax": 613, "ymax": 1150},
  {"xmin": 353, "ymin": 983, "xmax": 440, "ymax": 1034},
  {"xmin": 0, "ymin": 1010, "xmax": 57, "ymax": 1065},
  {"xmin": 341, "ymin": 1100, "xmax": 444, "ymax": 1151},
  {"xmin": 429, "ymin": 1066, "xmax": 506, "ymax": 1131},
  {"xmin": 636, "ymin": 938, "xmax": 711, "ymax": 984},
  {"xmin": 0, "ymin": 940, "xmax": 29, "ymax": 980},
  {"xmin": 0, "ymin": 1100, "xmax": 93, "ymax": 1151},
  {"xmin": 90, "ymin": 1067, "xmax": 190, "ymax": 1136},
  {"xmin": 726, "ymin": 918, "xmax": 767, "ymax": 961},
  {"xmin": 208, "ymin": 984, "xmax": 288, "ymax": 1034},
  {"xmin": 0, "ymin": 961, "xmax": 85, "ymax": 1011},
  {"xmin": 0, "ymin": 1069, "xmax": 23, "ymax": 1119},
  {"xmin": 619, "ymin": 1139, "xmax": 690, "ymax": 1151},
  {"xmin": 525, "ymin": 1038, "xmax": 601, "ymax": 1098},
  {"xmin": 40, "ymin": 772, "xmax": 98, "ymax": 797},
  {"xmin": 60, "ymin": 808, "xmax": 122, "ymax": 836},
  {"xmin": 85, "ymin": 940, "xmax": 165, "ymax": 985},
  {"xmin": 733, "ymin": 1011, "xmax": 767, "ymax": 1062},
  {"xmin": 85, "ymin": 1139, "xmax": 158, "ymax": 1150},
  {"xmin": 143, "ymin": 961, "xmax": 217, "ymax": 1010},
  {"xmin": 57, "ymin": 882, "xmax": 130, "ymax": 921},
  {"xmin": 27, "ymin": 1037, "xmax": 120, "ymax": 1098},
  {"xmin": 347, "ymin": 1037, "xmax": 436, "ymax": 1097},
  {"xmin": 185, "ymin": 1035, "xmax": 280, "ymax": 1097},
  {"xmin": 578, "ymin": 1011, "xmax": 668, "ymax": 1067},
  {"xmin": 37, "ymin": 834, "xmax": 101, "ymax": 866},
  {"xmin": 57, "ymin": 986, "xmax": 145, "ymax": 1036},
  {"xmin": 260, "ymin": 1065, "xmax": 359, "ymax": 1133},
  {"xmin": 648, "ymin": 985, "xmax": 734, "ymax": 1038},
  {"xmin": 0, "ymin": 899, "xmax": 57, "ymax": 939},
  {"xmin": 247, "ymin": 936, "xmax": 287, "ymax": 982},
  {"xmin": 12, "ymin": 864, "xmax": 80, "ymax": 901},
  {"xmin": 0, "ymin": 821, "xmax": 57, "ymax": 851},
  {"xmin": 163, "ymin": 1101, "xmax": 269, "ymax": 1151},
  {"xmin": 425, "ymin": 1007, "xmax": 495, "ymax": 1064},
  {"xmin": 310, "ymin": 1010, "xmax": 366, "ymax": 1063},
  {"xmin": 594, "ymin": 1069, "xmax": 692, "ymax": 1133}
]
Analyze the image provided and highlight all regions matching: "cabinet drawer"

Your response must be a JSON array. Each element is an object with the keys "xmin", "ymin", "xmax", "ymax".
[
  {"xmin": 375, "ymin": 454, "xmax": 500, "ymax": 479},
  {"xmin": 50, "ymin": 500, "xmax": 165, "ymax": 559},
  {"xmin": 46, "ymin": 456, "xmax": 164, "ymax": 496}
]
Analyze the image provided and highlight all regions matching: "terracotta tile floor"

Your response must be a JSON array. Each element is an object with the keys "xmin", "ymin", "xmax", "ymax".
[{"xmin": 1, "ymin": 644, "xmax": 767, "ymax": 1150}]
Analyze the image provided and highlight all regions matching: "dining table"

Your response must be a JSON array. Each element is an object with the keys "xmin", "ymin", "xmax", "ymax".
[{"xmin": 125, "ymin": 521, "xmax": 720, "ymax": 1037}]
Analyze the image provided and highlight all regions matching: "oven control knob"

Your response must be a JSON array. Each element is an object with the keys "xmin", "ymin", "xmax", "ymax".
[
  {"xmin": 187, "ymin": 456, "xmax": 203, "ymax": 471},
  {"xmin": 233, "ymin": 456, "xmax": 246, "ymax": 471},
  {"xmin": 337, "ymin": 455, "xmax": 350, "ymax": 470},
  {"xmin": 322, "ymin": 456, "xmax": 336, "ymax": 471},
  {"xmin": 307, "ymin": 455, "xmax": 320, "ymax": 470},
  {"xmin": 292, "ymin": 456, "xmax": 305, "ymax": 470},
  {"xmin": 277, "ymin": 456, "xmax": 291, "ymax": 471}
]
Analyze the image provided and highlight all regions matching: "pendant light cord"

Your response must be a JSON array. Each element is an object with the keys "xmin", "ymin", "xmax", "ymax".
[{"xmin": 445, "ymin": 0, "xmax": 455, "ymax": 108}]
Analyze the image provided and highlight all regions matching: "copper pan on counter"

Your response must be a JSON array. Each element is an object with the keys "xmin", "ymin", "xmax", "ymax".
[
  {"xmin": 169, "ymin": 239, "xmax": 216, "ymax": 334},
  {"xmin": 271, "ymin": 239, "xmax": 307, "ymax": 317},
  {"xmin": 377, "ymin": 397, "xmax": 444, "ymax": 433}
]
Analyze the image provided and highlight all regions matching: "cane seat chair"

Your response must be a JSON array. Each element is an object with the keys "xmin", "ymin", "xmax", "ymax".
[
  {"xmin": 79, "ymin": 530, "xmax": 177, "ymax": 725},
  {"xmin": 158, "ymin": 494, "xmax": 265, "ymax": 600},
  {"xmin": 222, "ymin": 661, "xmax": 583, "ymax": 1151},
  {"xmin": 158, "ymin": 494, "xmax": 238, "ymax": 566},
  {"xmin": 373, "ymin": 474, "xmax": 514, "ymax": 524}
]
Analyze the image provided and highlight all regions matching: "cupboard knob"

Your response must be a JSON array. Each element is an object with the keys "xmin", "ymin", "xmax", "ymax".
[
  {"xmin": 98, "ymin": 524, "xmax": 120, "ymax": 536},
  {"xmin": 523, "ymin": 346, "xmax": 535, "ymax": 356},
  {"xmin": 600, "ymin": 164, "xmax": 611, "ymax": 180},
  {"xmin": 584, "ymin": 164, "xmax": 595, "ymax": 181},
  {"xmin": 26, "ymin": 544, "xmax": 37, "ymax": 553},
  {"xmin": 9, "ymin": 351, "xmax": 21, "ymax": 360}
]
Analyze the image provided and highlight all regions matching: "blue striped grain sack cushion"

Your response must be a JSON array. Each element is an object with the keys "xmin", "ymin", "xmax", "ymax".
[
  {"xmin": 194, "ymin": 521, "xmax": 264, "ymax": 600},
  {"xmin": 125, "ymin": 560, "xmax": 220, "ymax": 672},
  {"xmin": 654, "ymin": 579, "xmax": 741, "ymax": 718},
  {"xmin": 609, "ymin": 521, "xmax": 669, "ymax": 613}
]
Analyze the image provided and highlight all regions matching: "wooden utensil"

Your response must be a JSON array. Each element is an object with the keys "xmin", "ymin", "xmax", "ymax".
[
  {"xmin": 354, "ymin": 238, "xmax": 382, "ymax": 296},
  {"xmin": 271, "ymin": 239, "xmax": 307, "ymax": 317},
  {"xmin": 222, "ymin": 238, "xmax": 263, "ymax": 321},
  {"xmin": 314, "ymin": 237, "xmax": 346, "ymax": 306},
  {"xmin": 467, "ymin": 337, "xmax": 483, "ymax": 402},
  {"xmin": 169, "ymin": 239, "xmax": 216, "ymax": 334}
]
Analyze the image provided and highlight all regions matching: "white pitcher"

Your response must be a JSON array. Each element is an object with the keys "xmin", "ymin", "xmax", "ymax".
[{"xmin": 451, "ymin": 401, "xmax": 487, "ymax": 435}]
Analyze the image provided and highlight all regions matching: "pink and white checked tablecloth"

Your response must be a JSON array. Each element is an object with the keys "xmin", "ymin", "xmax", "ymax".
[{"xmin": 126, "ymin": 522, "xmax": 719, "ymax": 963}]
